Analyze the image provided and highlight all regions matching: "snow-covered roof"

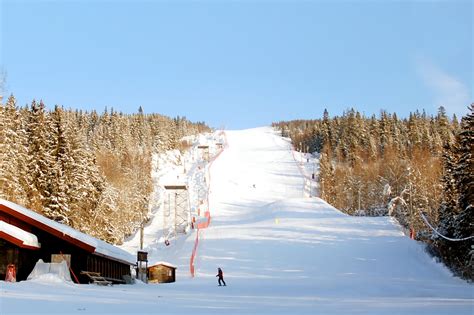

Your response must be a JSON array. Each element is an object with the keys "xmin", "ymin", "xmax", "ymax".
[
  {"xmin": 159, "ymin": 174, "xmax": 187, "ymax": 188},
  {"xmin": 149, "ymin": 261, "xmax": 177, "ymax": 269},
  {"xmin": 0, "ymin": 199, "xmax": 135, "ymax": 265},
  {"xmin": 0, "ymin": 220, "xmax": 40, "ymax": 249}
]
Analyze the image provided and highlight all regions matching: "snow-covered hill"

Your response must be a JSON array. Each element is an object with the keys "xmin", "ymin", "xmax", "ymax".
[{"xmin": 1, "ymin": 127, "xmax": 472, "ymax": 315}]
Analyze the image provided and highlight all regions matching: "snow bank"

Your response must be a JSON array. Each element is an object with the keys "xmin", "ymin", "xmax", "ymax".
[
  {"xmin": 0, "ymin": 220, "xmax": 40, "ymax": 248},
  {"xmin": 27, "ymin": 259, "xmax": 72, "ymax": 283}
]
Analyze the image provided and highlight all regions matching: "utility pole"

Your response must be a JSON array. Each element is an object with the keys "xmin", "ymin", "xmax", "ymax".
[
  {"xmin": 174, "ymin": 192, "xmax": 178, "ymax": 238},
  {"xmin": 140, "ymin": 222, "xmax": 144, "ymax": 250},
  {"xmin": 358, "ymin": 186, "xmax": 361, "ymax": 212},
  {"xmin": 299, "ymin": 142, "xmax": 302, "ymax": 164},
  {"xmin": 409, "ymin": 182, "xmax": 413, "ymax": 225}
]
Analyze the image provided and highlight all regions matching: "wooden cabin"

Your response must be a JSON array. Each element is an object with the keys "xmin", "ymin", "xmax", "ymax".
[
  {"xmin": 148, "ymin": 262, "xmax": 177, "ymax": 283},
  {"xmin": 0, "ymin": 199, "xmax": 135, "ymax": 284},
  {"xmin": 197, "ymin": 145, "xmax": 210, "ymax": 161}
]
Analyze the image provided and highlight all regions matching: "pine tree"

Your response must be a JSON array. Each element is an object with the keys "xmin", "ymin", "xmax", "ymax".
[
  {"xmin": 436, "ymin": 106, "xmax": 454, "ymax": 146},
  {"xmin": 43, "ymin": 105, "xmax": 70, "ymax": 223},
  {"xmin": 452, "ymin": 105, "xmax": 474, "ymax": 257},
  {"xmin": 25, "ymin": 100, "xmax": 54, "ymax": 211},
  {"xmin": 455, "ymin": 104, "xmax": 474, "ymax": 213},
  {"xmin": 66, "ymin": 120, "xmax": 106, "ymax": 231},
  {"xmin": 435, "ymin": 142, "xmax": 460, "ymax": 254},
  {"xmin": 379, "ymin": 110, "xmax": 392, "ymax": 156},
  {"xmin": 0, "ymin": 95, "xmax": 29, "ymax": 204},
  {"xmin": 434, "ymin": 104, "xmax": 474, "ymax": 280},
  {"xmin": 319, "ymin": 143, "xmax": 335, "ymax": 204},
  {"xmin": 407, "ymin": 112, "xmax": 421, "ymax": 150}
]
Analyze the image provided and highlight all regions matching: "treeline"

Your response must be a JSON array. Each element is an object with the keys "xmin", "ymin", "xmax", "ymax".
[
  {"xmin": 0, "ymin": 95, "xmax": 210, "ymax": 244},
  {"xmin": 273, "ymin": 105, "xmax": 473, "ymax": 280}
]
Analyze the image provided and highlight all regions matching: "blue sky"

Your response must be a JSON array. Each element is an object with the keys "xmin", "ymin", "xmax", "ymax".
[{"xmin": 1, "ymin": 0, "xmax": 472, "ymax": 129}]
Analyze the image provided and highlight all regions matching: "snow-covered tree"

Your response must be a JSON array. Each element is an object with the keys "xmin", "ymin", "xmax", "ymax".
[
  {"xmin": 43, "ymin": 105, "xmax": 70, "ymax": 223},
  {"xmin": 0, "ymin": 95, "xmax": 207, "ymax": 244},
  {"xmin": 433, "ymin": 104, "xmax": 474, "ymax": 280},
  {"xmin": 0, "ymin": 95, "xmax": 29, "ymax": 204},
  {"xmin": 25, "ymin": 100, "xmax": 54, "ymax": 211}
]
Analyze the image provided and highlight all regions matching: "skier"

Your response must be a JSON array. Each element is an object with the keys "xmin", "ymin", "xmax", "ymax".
[{"xmin": 216, "ymin": 267, "xmax": 226, "ymax": 286}]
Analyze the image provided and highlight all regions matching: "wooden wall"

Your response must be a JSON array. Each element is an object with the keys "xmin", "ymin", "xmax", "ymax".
[
  {"xmin": 148, "ymin": 265, "xmax": 176, "ymax": 283},
  {"xmin": 0, "ymin": 211, "xmax": 132, "ymax": 284}
]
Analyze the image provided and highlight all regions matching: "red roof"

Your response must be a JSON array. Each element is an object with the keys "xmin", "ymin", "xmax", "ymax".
[
  {"xmin": 0, "ymin": 220, "xmax": 40, "ymax": 250},
  {"xmin": 0, "ymin": 199, "xmax": 135, "ymax": 265}
]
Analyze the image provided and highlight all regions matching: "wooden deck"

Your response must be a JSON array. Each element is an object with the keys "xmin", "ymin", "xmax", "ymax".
[{"xmin": 80, "ymin": 271, "xmax": 112, "ymax": 286}]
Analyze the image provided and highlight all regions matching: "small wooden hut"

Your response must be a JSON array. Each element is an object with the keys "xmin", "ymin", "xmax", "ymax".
[{"xmin": 148, "ymin": 261, "xmax": 177, "ymax": 283}]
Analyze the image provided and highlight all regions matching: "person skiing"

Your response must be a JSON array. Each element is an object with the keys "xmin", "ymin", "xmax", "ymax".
[{"xmin": 216, "ymin": 267, "xmax": 226, "ymax": 286}]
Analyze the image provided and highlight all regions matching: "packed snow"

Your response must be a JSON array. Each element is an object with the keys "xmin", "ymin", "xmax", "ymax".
[
  {"xmin": 27, "ymin": 260, "xmax": 72, "ymax": 283},
  {"xmin": 1, "ymin": 127, "xmax": 472, "ymax": 315},
  {"xmin": 0, "ymin": 220, "xmax": 40, "ymax": 249}
]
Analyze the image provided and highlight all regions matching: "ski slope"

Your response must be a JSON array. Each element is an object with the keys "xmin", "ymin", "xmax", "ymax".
[{"xmin": 1, "ymin": 127, "xmax": 472, "ymax": 315}]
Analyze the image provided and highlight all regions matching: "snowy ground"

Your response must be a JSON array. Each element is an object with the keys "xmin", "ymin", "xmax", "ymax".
[{"xmin": 1, "ymin": 127, "xmax": 472, "ymax": 315}]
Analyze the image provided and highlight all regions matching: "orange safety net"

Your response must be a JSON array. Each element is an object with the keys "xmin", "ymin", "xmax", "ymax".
[{"xmin": 190, "ymin": 131, "xmax": 227, "ymax": 277}]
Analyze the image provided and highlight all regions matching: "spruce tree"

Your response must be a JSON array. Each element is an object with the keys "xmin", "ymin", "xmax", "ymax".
[
  {"xmin": 43, "ymin": 105, "xmax": 70, "ymax": 223},
  {"xmin": 25, "ymin": 100, "xmax": 54, "ymax": 211}
]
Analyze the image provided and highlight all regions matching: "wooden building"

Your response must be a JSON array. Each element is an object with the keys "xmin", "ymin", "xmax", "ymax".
[
  {"xmin": 0, "ymin": 199, "xmax": 135, "ymax": 284},
  {"xmin": 148, "ymin": 261, "xmax": 177, "ymax": 283}
]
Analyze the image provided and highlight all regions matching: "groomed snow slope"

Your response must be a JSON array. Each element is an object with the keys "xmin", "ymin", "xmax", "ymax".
[{"xmin": 1, "ymin": 127, "xmax": 472, "ymax": 315}]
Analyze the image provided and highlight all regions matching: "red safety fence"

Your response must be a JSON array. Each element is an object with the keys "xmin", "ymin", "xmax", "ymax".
[
  {"xmin": 196, "ymin": 211, "xmax": 211, "ymax": 229},
  {"xmin": 190, "ymin": 131, "xmax": 227, "ymax": 277},
  {"xmin": 190, "ymin": 229, "xmax": 199, "ymax": 276}
]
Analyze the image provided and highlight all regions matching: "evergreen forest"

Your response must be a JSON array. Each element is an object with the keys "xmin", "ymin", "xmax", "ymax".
[
  {"xmin": 273, "ymin": 105, "xmax": 473, "ymax": 280},
  {"xmin": 0, "ymin": 95, "xmax": 210, "ymax": 244}
]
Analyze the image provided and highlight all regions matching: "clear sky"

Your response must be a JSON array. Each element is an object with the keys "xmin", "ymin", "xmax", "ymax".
[{"xmin": 1, "ymin": 0, "xmax": 472, "ymax": 129}]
